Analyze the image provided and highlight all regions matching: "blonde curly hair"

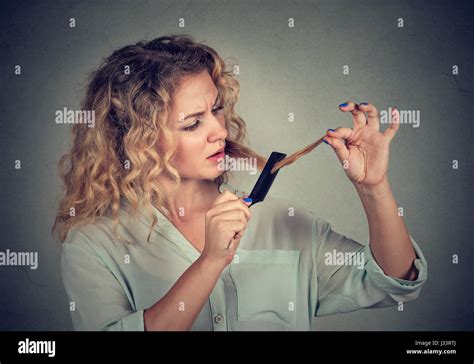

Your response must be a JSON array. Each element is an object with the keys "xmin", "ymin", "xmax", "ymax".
[{"xmin": 52, "ymin": 34, "xmax": 267, "ymax": 243}]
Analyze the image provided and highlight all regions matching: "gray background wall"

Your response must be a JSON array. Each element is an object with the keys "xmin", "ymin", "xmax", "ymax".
[{"xmin": 0, "ymin": 0, "xmax": 472, "ymax": 330}]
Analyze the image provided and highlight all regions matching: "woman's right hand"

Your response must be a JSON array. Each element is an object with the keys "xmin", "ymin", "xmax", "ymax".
[{"xmin": 201, "ymin": 190, "xmax": 252, "ymax": 270}]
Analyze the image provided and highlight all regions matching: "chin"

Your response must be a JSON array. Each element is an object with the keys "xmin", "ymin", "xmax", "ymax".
[
  {"xmin": 204, "ymin": 164, "xmax": 226, "ymax": 179},
  {"xmin": 182, "ymin": 169, "xmax": 223, "ymax": 181},
  {"xmin": 208, "ymin": 168, "xmax": 225, "ymax": 179}
]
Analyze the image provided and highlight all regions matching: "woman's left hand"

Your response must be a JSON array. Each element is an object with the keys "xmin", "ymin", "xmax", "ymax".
[{"xmin": 323, "ymin": 102, "xmax": 400, "ymax": 188}]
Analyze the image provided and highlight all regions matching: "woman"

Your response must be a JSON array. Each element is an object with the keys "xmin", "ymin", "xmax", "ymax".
[{"xmin": 53, "ymin": 34, "xmax": 427, "ymax": 331}]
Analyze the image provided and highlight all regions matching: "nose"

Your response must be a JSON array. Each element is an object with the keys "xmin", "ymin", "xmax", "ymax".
[{"xmin": 207, "ymin": 115, "xmax": 228, "ymax": 143}]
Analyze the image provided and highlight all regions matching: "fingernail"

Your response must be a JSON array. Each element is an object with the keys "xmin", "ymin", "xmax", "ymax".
[
  {"xmin": 339, "ymin": 102, "xmax": 348, "ymax": 107},
  {"xmin": 322, "ymin": 138, "xmax": 329, "ymax": 145},
  {"xmin": 243, "ymin": 197, "xmax": 252, "ymax": 203},
  {"xmin": 327, "ymin": 128, "xmax": 336, "ymax": 132},
  {"xmin": 360, "ymin": 102, "xmax": 368, "ymax": 106}
]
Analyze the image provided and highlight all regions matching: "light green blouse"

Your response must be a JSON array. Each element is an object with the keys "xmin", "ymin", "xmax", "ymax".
[{"xmin": 61, "ymin": 182, "xmax": 428, "ymax": 331}]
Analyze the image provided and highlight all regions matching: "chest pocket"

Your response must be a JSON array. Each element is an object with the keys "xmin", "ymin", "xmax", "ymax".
[{"xmin": 229, "ymin": 249, "xmax": 300, "ymax": 328}]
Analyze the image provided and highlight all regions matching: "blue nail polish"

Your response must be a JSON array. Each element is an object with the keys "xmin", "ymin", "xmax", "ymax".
[
  {"xmin": 360, "ymin": 102, "xmax": 368, "ymax": 106},
  {"xmin": 322, "ymin": 139, "xmax": 329, "ymax": 145},
  {"xmin": 339, "ymin": 102, "xmax": 348, "ymax": 107},
  {"xmin": 243, "ymin": 197, "xmax": 252, "ymax": 203},
  {"xmin": 328, "ymin": 128, "xmax": 336, "ymax": 132}
]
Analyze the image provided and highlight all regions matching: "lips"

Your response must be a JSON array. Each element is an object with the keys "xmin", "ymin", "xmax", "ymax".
[
  {"xmin": 207, "ymin": 151, "xmax": 225, "ymax": 162},
  {"xmin": 208, "ymin": 147, "xmax": 225, "ymax": 158}
]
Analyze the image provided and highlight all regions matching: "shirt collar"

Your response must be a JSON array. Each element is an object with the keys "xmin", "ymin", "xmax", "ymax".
[{"xmin": 119, "ymin": 181, "xmax": 233, "ymax": 261}]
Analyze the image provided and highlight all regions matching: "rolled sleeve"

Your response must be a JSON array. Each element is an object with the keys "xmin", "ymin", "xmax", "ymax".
[
  {"xmin": 311, "ymin": 212, "xmax": 428, "ymax": 317},
  {"xmin": 363, "ymin": 235, "xmax": 428, "ymax": 297},
  {"xmin": 61, "ymin": 230, "xmax": 145, "ymax": 331}
]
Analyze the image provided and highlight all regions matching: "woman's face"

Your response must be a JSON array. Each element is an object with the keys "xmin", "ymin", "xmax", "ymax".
[{"xmin": 168, "ymin": 70, "xmax": 228, "ymax": 180}]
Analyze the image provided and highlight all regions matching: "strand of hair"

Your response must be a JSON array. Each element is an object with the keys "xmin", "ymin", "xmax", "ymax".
[{"xmin": 270, "ymin": 136, "xmax": 326, "ymax": 174}]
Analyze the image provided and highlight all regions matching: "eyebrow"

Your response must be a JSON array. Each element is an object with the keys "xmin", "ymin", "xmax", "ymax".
[{"xmin": 180, "ymin": 92, "xmax": 221, "ymax": 122}]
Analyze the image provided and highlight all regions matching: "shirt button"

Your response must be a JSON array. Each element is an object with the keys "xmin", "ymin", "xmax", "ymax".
[{"xmin": 214, "ymin": 313, "xmax": 224, "ymax": 324}]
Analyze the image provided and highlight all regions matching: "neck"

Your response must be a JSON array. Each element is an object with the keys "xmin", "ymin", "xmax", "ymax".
[{"xmin": 158, "ymin": 177, "xmax": 220, "ymax": 222}]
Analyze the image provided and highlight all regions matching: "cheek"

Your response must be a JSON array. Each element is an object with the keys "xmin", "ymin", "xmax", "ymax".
[{"xmin": 175, "ymin": 133, "xmax": 207, "ymax": 161}]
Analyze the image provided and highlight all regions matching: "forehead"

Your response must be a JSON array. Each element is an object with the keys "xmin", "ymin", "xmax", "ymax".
[{"xmin": 173, "ymin": 70, "xmax": 217, "ymax": 109}]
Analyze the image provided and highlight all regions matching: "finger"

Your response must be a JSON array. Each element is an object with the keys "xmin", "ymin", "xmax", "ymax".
[
  {"xmin": 242, "ymin": 196, "xmax": 252, "ymax": 206},
  {"xmin": 339, "ymin": 101, "xmax": 367, "ymax": 129},
  {"xmin": 208, "ymin": 199, "xmax": 252, "ymax": 220},
  {"xmin": 223, "ymin": 220, "xmax": 246, "ymax": 235},
  {"xmin": 215, "ymin": 209, "xmax": 249, "ymax": 224},
  {"xmin": 358, "ymin": 102, "xmax": 380, "ymax": 130},
  {"xmin": 216, "ymin": 199, "xmax": 252, "ymax": 219},
  {"xmin": 323, "ymin": 136, "xmax": 350, "ymax": 163},
  {"xmin": 225, "ymin": 221, "xmax": 246, "ymax": 250},
  {"xmin": 227, "ymin": 235, "xmax": 242, "ymax": 251},
  {"xmin": 326, "ymin": 127, "xmax": 353, "ymax": 141},
  {"xmin": 232, "ymin": 226, "xmax": 246, "ymax": 239},
  {"xmin": 212, "ymin": 190, "xmax": 239, "ymax": 206},
  {"xmin": 383, "ymin": 107, "xmax": 400, "ymax": 142}
]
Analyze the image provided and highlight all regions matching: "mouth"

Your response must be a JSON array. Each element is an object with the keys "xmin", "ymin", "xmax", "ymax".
[{"xmin": 207, "ymin": 148, "xmax": 225, "ymax": 160}]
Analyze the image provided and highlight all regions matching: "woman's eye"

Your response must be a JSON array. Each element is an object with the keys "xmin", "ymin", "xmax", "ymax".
[
  {"xmin": 212, "ymin": 105, "xmax": 224, "ymax": 113},
  {"xmin": 183, "ymin": 120, "xmax": 201, "ymax": 131},
  {"xmin": 182, "ymin": 105, "xmax": 224, "ymax": 131}
]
